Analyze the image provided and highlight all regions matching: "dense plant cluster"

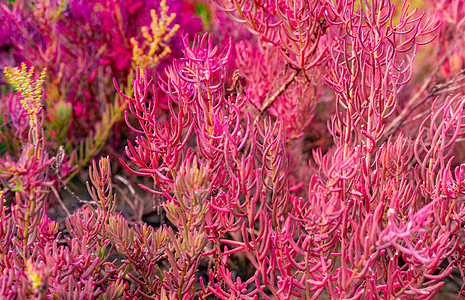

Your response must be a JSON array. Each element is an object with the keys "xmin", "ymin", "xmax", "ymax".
[{"xmin": 2, "ymin": 0, "xmax": 465, "ymax": 299}]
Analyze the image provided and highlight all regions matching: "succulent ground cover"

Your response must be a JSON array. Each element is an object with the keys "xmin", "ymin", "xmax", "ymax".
[{"xmin": 2, "ymin": 0, "xmax": 465, "ymax": 299}]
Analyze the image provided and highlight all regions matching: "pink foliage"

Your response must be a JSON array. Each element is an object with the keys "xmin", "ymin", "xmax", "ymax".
[{"xmin": 3, "ymin": 0, "xmax": 465, "ymax": 299}]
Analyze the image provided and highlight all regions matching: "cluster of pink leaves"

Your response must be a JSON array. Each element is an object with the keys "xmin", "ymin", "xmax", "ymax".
[
  {"xmin": 117, "ymin": 0, "xmax": 465, "ymax": 298},
  {"xmin": 3, "ymin": 0, "xmax": 465, "ymax": 299},
  {"xmin": 0, "ymin": 0, "xmax": 204, "ymax": 148}
]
